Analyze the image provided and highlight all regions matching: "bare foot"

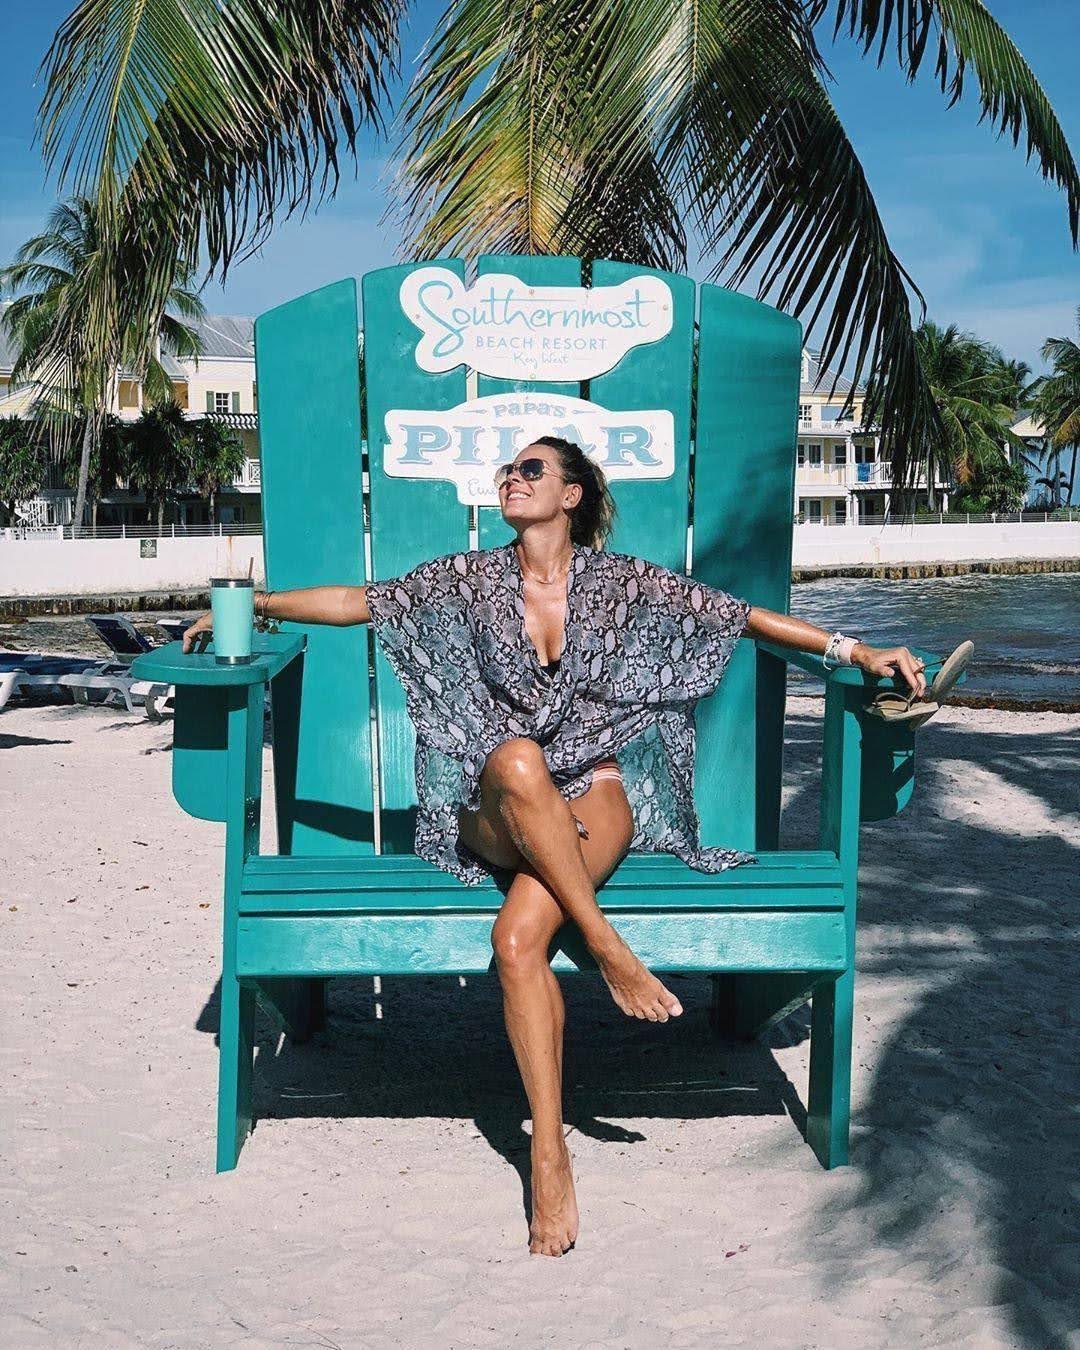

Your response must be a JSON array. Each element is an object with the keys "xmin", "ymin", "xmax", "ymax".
[
  {"xmin": 591, "ymin": 928, "xmax": 683, "ymax": 1021},
  {"xmin": 529, "ymin": 1139, "xmax": 579, "ymax": 1257}
]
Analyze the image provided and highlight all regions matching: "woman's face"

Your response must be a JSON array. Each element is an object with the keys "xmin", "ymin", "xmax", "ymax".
[{"xmin": 497, "ymin": 442, "xmax": 582, "ymax": 533}]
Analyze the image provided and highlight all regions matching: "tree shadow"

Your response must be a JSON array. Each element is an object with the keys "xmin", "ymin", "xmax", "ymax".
[
  {"xmin": 195, "ymin": 967, "xmax": 808, "ymax": 1234},
  {"xmin": 780, "ymin": 695, "xmax": 1080, "ymax": 1348}
]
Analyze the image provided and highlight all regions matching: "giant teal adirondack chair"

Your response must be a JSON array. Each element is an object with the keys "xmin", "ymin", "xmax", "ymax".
[{"xmin": 132, "ymin": 256, "xmax": 944, "ymax": 1174}]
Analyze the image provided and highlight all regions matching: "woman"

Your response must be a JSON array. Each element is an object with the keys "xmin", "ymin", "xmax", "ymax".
[{"xmin": 183, "ymin": 436, "xmax": 928, "ymax": 1258}]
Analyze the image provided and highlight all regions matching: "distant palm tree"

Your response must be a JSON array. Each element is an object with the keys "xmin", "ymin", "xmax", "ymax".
[
  {"xmin": 126, "ymin": 400, "xmax": 192, "ymax": 529},
  {"xmin": 0, "ymin": 198, "xmax": 203, "ymax": 535},
  {"xmin": 188, "ymin": 418, "xmax": 247, "ymax": 525},
  {"xmin": 0, "ymin": 415, "xmax": 45, "ymax": 525},
  {"xmin": 1030, "ymin": 307, "xmax": 1080, "ymax": 506},
  {"xmin": 910, "ymin": 322, "xmax": 1024, "ymax": 510},
  {"xmin": 35, "ymin": 1, "xmax": 1077, "ymax": 490}
]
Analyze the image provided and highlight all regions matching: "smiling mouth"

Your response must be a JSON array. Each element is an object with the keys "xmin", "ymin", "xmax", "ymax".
[{"xmin": 505, "ymin": 490, "xmax": 531, "ymax": 500}]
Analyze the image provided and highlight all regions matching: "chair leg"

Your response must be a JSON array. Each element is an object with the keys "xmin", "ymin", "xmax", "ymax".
[
  {"xmin": 216, "ymin": 974, "xmax": 256, "ymax": 1172},
  {"xmin": 806, "ymin": 969, "xmax": 854, "ymax": 1168}
]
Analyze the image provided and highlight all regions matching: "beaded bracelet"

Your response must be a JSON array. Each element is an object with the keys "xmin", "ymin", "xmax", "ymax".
[{"xmin": 822, "ymin": 631, "xmax": 862, "ymax": 670}]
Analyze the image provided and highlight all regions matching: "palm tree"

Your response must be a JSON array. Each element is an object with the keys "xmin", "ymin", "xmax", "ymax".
[
  {"xmin": 188, "ymin": 418, "xmax": 247, "ymax": 525},
  {"xmin": 1030, "ymin": 307, "xmax": 1080, "ymax": 507},
  {"xmin": 126, "ymin": 400, "xmax": 192, "ymax": 529},
  {"xmin": 908, "ymin": 322, "xmax": 1025, "ymax": 512},
  {"xmin": 0, "ymin": 198, "xmax": 203, "ymax": 535},
  {"xmin": 0, "ymin": 415, "xmax": 45, "ymax": 526},
  {"xmin": 77, "ymin": 412, "xmax": 130, "ymax": 530},
  {"xmin": 36, "ymin": 2, "xmax": 1077, "ymax": 489}
]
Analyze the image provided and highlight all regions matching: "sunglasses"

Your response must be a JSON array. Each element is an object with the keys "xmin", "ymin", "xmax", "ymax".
[{"xmin": 494, "ymin": 458, "xmax": 566, "ymax": 490}]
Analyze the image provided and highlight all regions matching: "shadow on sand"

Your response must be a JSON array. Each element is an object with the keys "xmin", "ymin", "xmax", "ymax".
[
  {"xmin": 779, "ymin": 701, "xmax": 1079, "ymax": 1348},
  {"xmin": 188, "ymin": 696, "xmax": 1075, "ymax": 1344}
]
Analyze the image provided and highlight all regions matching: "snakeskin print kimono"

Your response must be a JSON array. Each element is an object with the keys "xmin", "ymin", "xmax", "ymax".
[{"xmin": 364, "ymin": 542, "xmax": 757, "ymax": 885}]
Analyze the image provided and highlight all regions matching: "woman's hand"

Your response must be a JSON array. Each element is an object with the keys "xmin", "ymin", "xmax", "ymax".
[
  {"xmin": 182, "ymin": 611, "xmax": 213, "ymax": 653},
  {"xmin": 851, "ymin": 642, "xmax": 927, "ymax": 698}
]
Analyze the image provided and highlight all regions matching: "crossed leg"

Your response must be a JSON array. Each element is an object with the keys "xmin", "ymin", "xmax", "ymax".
[{"xmin": 458, "ymin": 738, "xmax": 683, "ymax": 1256}]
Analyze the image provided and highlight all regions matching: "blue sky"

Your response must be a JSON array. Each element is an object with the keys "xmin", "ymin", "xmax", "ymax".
[{"xmin": 1, "ymin": 0, "xmax": 1076, "ymax": 374}]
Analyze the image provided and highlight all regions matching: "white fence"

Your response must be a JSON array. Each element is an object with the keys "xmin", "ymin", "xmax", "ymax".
[
  {"xmin": 0, "ymin": 533, "xmax": 265, "ymax": 598},
  {"xmin": 1, "ymin": 520, "xmax": 1077, "ymax": 600},
  {"xmin": 791, "ymin": 520, "xmax": 1079, "ymax": 568}
]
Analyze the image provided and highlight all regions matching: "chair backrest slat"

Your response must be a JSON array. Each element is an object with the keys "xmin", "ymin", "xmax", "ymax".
[
  {"xmin": 474, "ymin": 253, "xmax": 585, "ymax": 550},
  {"xmin": 590, "ymin": 260, "xmax": 695, "ymax": 570},
  {"xmin": 362, "ymin": 261, "xmax": 470, "ymax": 851},
  {"xmin": 255, "ymin": 278, "xmax": 373, "ymax": 855},
  {"xmin": 691, "ymin": 285, "xmax": 802, "ymax": 850}
]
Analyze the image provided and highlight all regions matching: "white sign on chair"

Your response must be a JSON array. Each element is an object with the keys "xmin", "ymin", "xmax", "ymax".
[
  {"xmin": 384, "ymin": 268, "xmax": 679, "ymax": 504},
  {"xmin": 399, "ymin": 267, "xmax": 674, "ymax": 380},
  {"xmin": 383, "ymin": 393, "xmax": 675, "ymax": 506}
]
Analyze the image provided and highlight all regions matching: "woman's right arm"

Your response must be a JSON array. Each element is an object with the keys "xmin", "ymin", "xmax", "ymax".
[{"xmin": 181, "ymin": 585, "xmax": 370, "ymax": 652}]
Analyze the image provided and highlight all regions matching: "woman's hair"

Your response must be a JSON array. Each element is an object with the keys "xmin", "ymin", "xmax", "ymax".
[{"xmin": 532, "ymin": 436, "xmax": 616, "ymax": 549}]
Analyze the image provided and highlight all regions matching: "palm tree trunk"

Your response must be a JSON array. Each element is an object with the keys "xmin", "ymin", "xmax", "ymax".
[
  {"xmin": 1067, "ymin": 444, "xmax": 1078, "ymax": 506},
  {"xmin": 157, "ymin": 499, "xmax": 165, "ymax": 530},
  {"xmin": 209, "ymin": 487, "xmax": 216, "ymax": 526},
  {"xmin": 71, "ymin": 415, "xmax": 94, "ymax": 538}
]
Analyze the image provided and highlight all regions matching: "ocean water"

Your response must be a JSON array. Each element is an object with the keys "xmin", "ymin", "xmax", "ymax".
[
  {"xmin": 786, "ymin": 571, "xmax": 1079, "ymax": 706},
  {"xmin": 3, "ymin": 571, "xmax": 1078, "ymax": 707}
]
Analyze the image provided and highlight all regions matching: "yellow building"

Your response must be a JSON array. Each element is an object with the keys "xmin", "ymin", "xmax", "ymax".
[
  {"xmin": 0, "ymin": 309, "xmax": 261, "ymax": 528},
  {"xmin": 795, "ymin": 349, "xmax": 950, "ymax": 525}
]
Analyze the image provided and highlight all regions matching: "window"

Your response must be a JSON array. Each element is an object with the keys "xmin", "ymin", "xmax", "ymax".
[
  {"xmin": 799, "ymin": 403, "xmax": 812, "ymax": 426},
  {"xmin": 833, "ymin": 442, "xmax": 847, "ymax": 465},
  {"xmin": 797, "ymin": 445, "xmax": 806, "ymax": 467},
  {"xmin": 807, "ymin": 443, "xmax": 822, "ymax": 466},
  {"xmin": 835, "ymin": 498, "xmax": 847, "ymax": 524},
  {"xmin": 854, "ymin": 442, "xmax": 876, "ymax": 464},
  {"xmin": 206, "ymin": 390, "xmax": 241, "ymax": 414},
  {"xmin": 807, "ymin": 500, "xmax": 822, "ymax": 522}
]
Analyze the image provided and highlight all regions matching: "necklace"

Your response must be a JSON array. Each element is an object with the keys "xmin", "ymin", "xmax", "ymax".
[{"xmin": 516, "ymin": 545, "xmax": 572, "ymax": 586}]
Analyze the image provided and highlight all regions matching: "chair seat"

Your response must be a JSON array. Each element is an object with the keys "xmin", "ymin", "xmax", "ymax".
[
  {"xmin": 234, "ymin": 849, "xmax": 847, "ymax": 977},
  {"xmin": 240, "ymin": 849, "xmax": 844, "ymax": 914}
]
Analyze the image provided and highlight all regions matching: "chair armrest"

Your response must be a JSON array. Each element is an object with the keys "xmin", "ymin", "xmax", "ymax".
[
  {"xmin": 136, "ymin": 633, "xmax": 305, "ymax": 825},
  {"xmin": 756, "ymin": 639, "xmax": 945, "ymax": 691},
  {"xmin": 129, "ymin": 631, "xmax": 306, "ymax": 687}
]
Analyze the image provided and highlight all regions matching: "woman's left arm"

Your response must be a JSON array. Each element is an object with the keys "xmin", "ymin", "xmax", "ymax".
[{"xmin": 743, "ymin": 605, "xmax": 927, "ymax": 697}]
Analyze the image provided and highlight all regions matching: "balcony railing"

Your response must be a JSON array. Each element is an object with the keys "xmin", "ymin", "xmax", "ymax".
[
  {"xmin": 798, "ymin": 416, "xmax": 861, "ymax": 434},
  {"xmin": 795, "ymin": 460, "xmax": 949, "ymax": 488},
  {"xmin": 231, "ymin": 458, "xmax": 262, "ymax": 488}
]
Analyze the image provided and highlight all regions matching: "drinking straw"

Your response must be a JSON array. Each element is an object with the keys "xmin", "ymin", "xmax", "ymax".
[{"xmin": 247, "ymin": 556, "xmax": 254, "ymax": 580}]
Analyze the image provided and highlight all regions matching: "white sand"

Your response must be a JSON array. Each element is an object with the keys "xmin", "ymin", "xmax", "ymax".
[{"xmin": 2, "ymin": 695, "xmax": 1078, "ymax": 1349}]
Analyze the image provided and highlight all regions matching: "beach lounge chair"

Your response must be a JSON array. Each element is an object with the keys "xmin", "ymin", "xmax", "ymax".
[
  {"xmin": 57, "ymin": 670, "xmax": 173, "ymax": 719},
  {"xmin": 132, "ymin": 257, "xmax": 956, "ymax": 1174},
  {"xmin": 0, "ymin": 652, "xmax": 122, "ymax": 705},
  {"xmin": 0, "ymin": 649, "xmax": 171, "ymax": 719},
  {"xmin": 84, "ymin": 614, "xmax": 156, "ymax": 664}
]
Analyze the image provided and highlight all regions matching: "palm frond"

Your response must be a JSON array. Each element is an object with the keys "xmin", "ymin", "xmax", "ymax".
[
  {"xmin": 39, "ymin": 0, "xmax": 404, "ymax": 278},
  {"xmin": 814, "ymin": 0, "xmax": 1080, "ymax": 241}
]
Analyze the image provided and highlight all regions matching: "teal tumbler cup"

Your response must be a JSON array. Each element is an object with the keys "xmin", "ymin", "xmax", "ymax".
[{"xmin": 210, "ymin": 576, "xmax": 255, "ymax": 664}]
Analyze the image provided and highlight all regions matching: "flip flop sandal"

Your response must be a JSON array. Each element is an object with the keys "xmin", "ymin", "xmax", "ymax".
[
  {"xmin": 864, "ymin": 640, "xmax": 974, "ymax": 726},
  {"xmin": 928, "ymin": 639, "xmax": 975, "ymax": 703},
  {"xmin": 864, "ymin": 693, "xmax": 942, "ymax": 726}
]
